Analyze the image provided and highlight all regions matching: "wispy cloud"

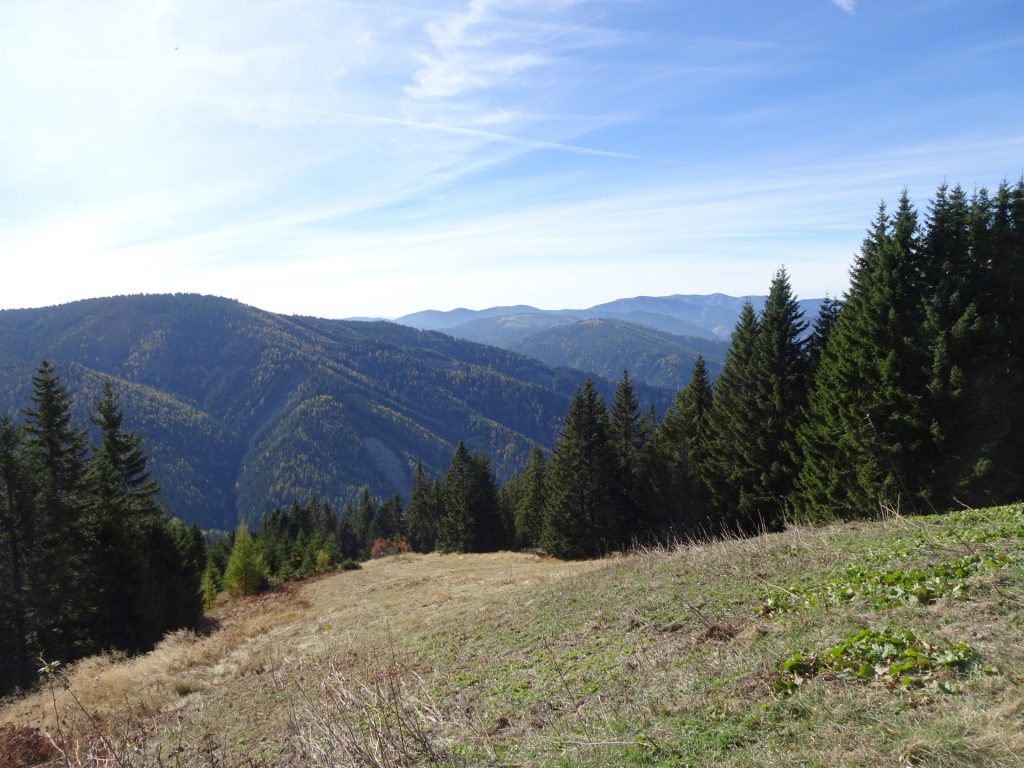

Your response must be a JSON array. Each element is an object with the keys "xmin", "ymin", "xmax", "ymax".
[
  {"xmin": 831, "ymin": 0, "xmax": 856, "ymax": 14},
  {"xmin": 1, "ymin": 0, "xmax": 1022, "ymax": 318}
]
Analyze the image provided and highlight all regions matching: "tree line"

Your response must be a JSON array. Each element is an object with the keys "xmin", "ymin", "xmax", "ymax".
[{"xmin": 0, "ymin": 364, "xmax": 204, "ymax": 695}]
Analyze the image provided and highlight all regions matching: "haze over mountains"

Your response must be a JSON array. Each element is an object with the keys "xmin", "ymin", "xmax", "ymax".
[{"xmin": 395, "ymin": 293, "xmax": 826, "ymax": 342}]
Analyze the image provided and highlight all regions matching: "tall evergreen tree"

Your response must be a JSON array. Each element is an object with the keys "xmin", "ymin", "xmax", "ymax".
[
  {"xmin": 806, "ymin": 296, "xmax": 843, "ymax": 377},
  {"xmin": 513, "ymin": 446, "xmax": 547, "ymax": 548},
  {"xmin": 988, "ymin": 179, "xmax": 1024, "ymax": 501},
  {"xmin": 702, "ymin": 302, "xmax": 761, "ymax": 529},
  {"xmin": 648, "ymin": 355, "xmax": 713, "ymax": 536},
  {"xmin": 541, "ymin": 380, "xmax": 617, "ymax": 559},
  {"xmin": 86, "ymin": 381, "xmax": 167, "ymax": 650},
  {"xmin": 20, "ymin": 361, "xmax": 93, "ymax": 662},
  {"xmin": 795, "ymin": 195, "xmax": 931, "ymax": 519},
  {"xmin": 742, "ymin": 267, "xmax": 809, "ymax": 528},
  {"xmin": 608, "ymin": 370, "xmax": 653, "ymax": 545},
  {"xmin": 0, "ymin": 417, "xmax": 35, "ymax": 691},
  {"xmin": 437, "ymin": 442, "xmax": 500, "ymax": 553},
  {"xmin": 919, "ymin": 185, "xmax": 995, "ymax": 505},
  {"xmin": 405, "ymin": 463, "xmax": 440, "ymax": 553}
]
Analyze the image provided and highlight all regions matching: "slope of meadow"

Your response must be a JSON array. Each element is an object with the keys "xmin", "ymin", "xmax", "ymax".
[{"xmin": 2, "ymin": 505, "xmax": 1023, "ymax": 767}]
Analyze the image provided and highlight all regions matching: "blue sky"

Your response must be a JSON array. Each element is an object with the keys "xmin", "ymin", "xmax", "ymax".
[{"xmin": 1, "ymin": 0, "xmax": 1021, "ymax": 319}]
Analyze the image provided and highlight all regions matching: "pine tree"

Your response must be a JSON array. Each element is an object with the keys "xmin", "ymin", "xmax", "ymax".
[
  {"xmin": 806, "ymin": 296, "xmax": 842, "ymax": 377},
  {"xmin": 702, "ymin": 302, "xmax": 761, "ymax": 529},
  {"xmin": 223, "ymin": 523, "xmax": 269, "ymax": 595},
  {"xmin": 86, "ymin": 381, "xmax": 167, "ymax": 650},
  {"xmin": 795, "ymin": 195, "xmax": 931, "ymax": 519},
  {"xmin": 541, "ymin": 380, "xmax": 617, "ymax": 559},
  {"xmin": 513, "ymin": 446, "xmax": 547, "ymax": 548},
  {"xmin": 648, "ymin": 355, "xmax": 713, "ymax": 536},
  {"xmin": 437, "ymin": 442, "xmax": 500, "ymax": 553},
  {"xmin": 20, "ymin": 361, "xmax": 93, "ymax": 661},
  {"xmin": 988, "ymin": 180, "xmax": 1024, "ymax": 501},
  {"xmin": 608, "ymin": 370, "xmax": 653, "ymax": 545},
  {"xmin": 743, "ymin": 267, "xmax": 809, "ymax": 527},
  {"xmin": 919, "ymin": 185, "xmax": 993, "ymax": 505},
  {"xmin": 0, "ymin": 417, "xmax": 35, "ymax": 691},
  {"xmin": 405, "ymin": 463, "xmax": 440, "ymax": 553}
]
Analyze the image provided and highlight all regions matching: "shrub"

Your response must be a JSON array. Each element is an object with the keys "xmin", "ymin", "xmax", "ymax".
[{"xmin": 370, "ymin": 537, "xmax": 412, "ymax": 559}]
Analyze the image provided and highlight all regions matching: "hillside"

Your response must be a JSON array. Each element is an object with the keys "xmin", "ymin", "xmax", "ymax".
[
  {"xmin": 3, "ymin": 504, "xmax": 1021, "ymax": 766},
  {"xmin": 0, "ymin": 295, "xmax": 671, "ymax": 529},
  {"xmin": 511, "ymin": 319, "xmax": 728, "ymax": 389}
]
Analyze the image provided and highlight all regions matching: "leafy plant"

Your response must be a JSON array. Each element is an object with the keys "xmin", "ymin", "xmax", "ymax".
[
  {"xmin": 760, "ymin": 553, "xmax": 1011, "ymax": 615},
  {"xmin": 775, "ymin": 627, "xmax": 981, "ymax": 695}
]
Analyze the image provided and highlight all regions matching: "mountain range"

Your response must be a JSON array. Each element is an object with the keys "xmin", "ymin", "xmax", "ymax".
[
  {"xmin": 393, "ymin": 293, "xmax": 826, "ymax": 389},
  {"xmin": 395, "ymin": 293, "xmax": 826, "ymax": 342},
  {"xmin": 0, "ymin": 294, "xmax": 672, "ymax": 530}
]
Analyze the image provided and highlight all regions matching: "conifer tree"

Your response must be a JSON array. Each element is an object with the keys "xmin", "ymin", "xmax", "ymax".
[
  {"xmin": 86, "ymin": 381, "xmax": 166, "ymax": 650},
  {"xmin": 795, "ymin": 195, "xmax": 931, "ymax": 519},
  {"xmin": 806, "ymin": 296, "xmax": 842, "ymax": 377},
  {"xmin": 20, "ymin": 361, "xmax": 93, "ymax": 661},
  {"xmin": 513, "ymin": 446, "xmax": 546, "ymax": 548},
  {"xmin": 919, "ymin": 185, "xmax": 994, "ymax": 505},
  {"xmin": 541, "ymin": 380, "xmax": 617, "ymax": 559},
  {"xmin": 648, "ymin": 355, "xmax": 713, "ymax": 536},
  {"xmin": 743, "ymin": 267, "xmax": 808, "ymax": 527},
  {"xmin": 608, "ymin": 370, "xmax": 653, "ymax": 545},
  {"xmin": 405, "ymin": 463, "xmax": 440, "ymax": 553},
  {"xmin": 223, "ymin": 523, "xmax": 269, "ymax": 595},
  {"xmin": 988, "ymin": 179, "xmax": 1024, "ymax": 500},
  {"xmin": 702, "ymin": 303, "xmax": 761, "ymax": 529},
  {"xmin": 437, "ymin": 442, "xmax": 500, "ymax": 553},
  {"xmin": 0, "ymin": 417, "xmax": 35, "ymax": 691}
]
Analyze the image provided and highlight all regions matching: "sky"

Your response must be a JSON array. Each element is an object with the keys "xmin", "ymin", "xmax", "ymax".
[{"xmin": 1, "ymin": 0, "xmax": 1022, "ymax": 319}]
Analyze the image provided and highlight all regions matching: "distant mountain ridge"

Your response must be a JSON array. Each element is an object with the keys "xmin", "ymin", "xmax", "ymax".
[
  {"xmin": 393, "ymin": 293, "xmax": 823, "ymax": 390},
  {"xmin": 0, "ymin": 294, "xmax": 672, "ymax": 530},
  {"xmin": 395, "ymin": 293, "xmax": 826, "ymax": 342}
]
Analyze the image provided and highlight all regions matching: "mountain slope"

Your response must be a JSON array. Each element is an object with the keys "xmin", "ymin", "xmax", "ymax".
[
  {"xmin": 4, "ymin": 504, "xmax": 1021, "ymax": 766},
  {"xmin": 511, "ymin": 318, "xmax": 729, "ymax": 389},
  {"xmin": 0, "ymin": 295, "xmax": 671, "ymax": 529}
]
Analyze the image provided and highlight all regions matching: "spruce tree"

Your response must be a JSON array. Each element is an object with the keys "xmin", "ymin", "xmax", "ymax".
[
  {"xmin": 702, "ymin": 302, "xmax": 761, "ymax": 529},
  {"xmin": 405, "ymin": 463, "xmax": 440, "ymax": 553},
  {"xmin": 608, "ymin": 370, "xmax": 653, "ymax": 545},
  {"xmin": 743, "ymin": 267, "xmax": 808, "ymax": 528},
  {"xmin": 513, "ymin": 446, "xmax": 546, "ymax": 548},
  {"xmin": 437, "ymin": 442, "xmax": 500, "ymax": 553},
  {"xmin": 648, "ymin": 355, "xmax": 713, "ymax": 536},
  {"xmin": 20, "ymin": 361, "xmax": 93, "ymax": 662},
  {"xmin": 988, "ymin": 180, "xmax": 1024, "ymax": 501},
  {"xmin": 919, "ymin": 185, "xmax": 994, "ymax": 505},
  {"xmin": 0, "ymin": 417, "xmax": 35, "ymax": 691},
  {"xmin": 86, "ymin": 381, "xmax": 166, "ymax": 650},
  {"xmin": 795, "ymin": 195, "xmax": 931, "ymax": 519},
  {"xmin": 806, "ymin": 296, "xmax": 842, "ymax": 377},
  {"xmin": 541, "ymin": 380, "xmax": 617, "ymax": 559}
]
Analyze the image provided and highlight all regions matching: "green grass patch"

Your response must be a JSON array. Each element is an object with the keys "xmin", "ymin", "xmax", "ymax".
[{"xmin": 775, "ymin": 626, "xmax": 984, "ymax": 696}]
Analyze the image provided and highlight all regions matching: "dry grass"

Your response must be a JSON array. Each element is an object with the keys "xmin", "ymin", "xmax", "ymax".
[{"xmin": 1, "ymin": 508, "xmax": 1022, "ymax": 767}]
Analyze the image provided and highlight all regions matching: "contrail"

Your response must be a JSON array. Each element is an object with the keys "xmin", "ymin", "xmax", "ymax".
[{"xmin": 225, "ymin": 99, "xmax": 709, "ymax": 167}]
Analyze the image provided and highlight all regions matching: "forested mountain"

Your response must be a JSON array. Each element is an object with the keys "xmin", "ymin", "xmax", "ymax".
[
  {"xmin": 0, "ymin": 295, "xmax": 671, "ymax": 529},
  {"xmin": 395, "ymin": 294, "xmax": 817, "ymax": 390},
  {"xmin": 510, "ymin": 319, "xmax": 727, "ymax": 390}
]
